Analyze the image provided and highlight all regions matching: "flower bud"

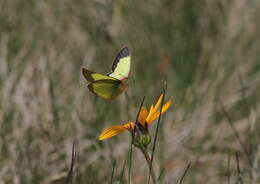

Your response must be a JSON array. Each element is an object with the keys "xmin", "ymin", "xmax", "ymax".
[{"xmin": 133, "ymin": 134, "xmax": 151, "ymax": 149}]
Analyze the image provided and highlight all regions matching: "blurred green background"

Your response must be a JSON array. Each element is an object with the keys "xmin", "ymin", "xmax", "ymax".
[{"xmin": 0, "ymin": 0, "xmax": 259, "ymax": 183}]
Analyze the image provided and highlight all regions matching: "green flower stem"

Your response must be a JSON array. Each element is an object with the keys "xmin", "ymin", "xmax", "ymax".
[{"xmin": 140, "ymin": 148, "xmax": 157, "ymax": 184}]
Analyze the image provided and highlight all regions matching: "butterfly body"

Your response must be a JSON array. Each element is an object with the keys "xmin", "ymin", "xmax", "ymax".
[{"xmin": 82, "ymin": 46, "xmax": 130, "ymax": 100}]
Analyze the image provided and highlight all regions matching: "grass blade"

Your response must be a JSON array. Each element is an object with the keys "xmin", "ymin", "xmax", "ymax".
[
  {"xmin": 110, "ymin": 160, "xmax": 116, "ymax": 184},
  {"xmin": 235, "ymin": 153, "xmax": 243, "ymax": 184},
  {"xmin": 176, "ymin": 162, "xmax": 191, "ymax": 184},
  {"xmin": 148, "ymin": 88, "xmax": 166, "ymax": 184},
  {"xmin": 119, "ymin": 160, "xmax": 127, "ymax": 184},
  {"xmin": 66, "ymin": 140, "xmax": 76, "ymax": 184},
  {"xmin": 220, "ymin": 102, "xmax": 252, "ymax": 167}
]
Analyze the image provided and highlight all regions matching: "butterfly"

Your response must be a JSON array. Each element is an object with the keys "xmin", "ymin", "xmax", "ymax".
[{"xmin": 82, "ymin": 46, "xmax": 131, "ymax": 100}]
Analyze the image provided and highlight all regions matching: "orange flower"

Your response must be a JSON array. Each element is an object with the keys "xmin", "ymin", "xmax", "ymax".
[{"xmin": 99, "ymin": 94, "xmax": 171, "ymax": 140}]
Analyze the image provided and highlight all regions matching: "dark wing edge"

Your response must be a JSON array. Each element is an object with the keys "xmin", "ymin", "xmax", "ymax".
[
  {"xmin": 82, "ymin": 68, "xmax": 95, "ymax": 82},
  {"xmin": 111, "ymin": 46, "xmax": 130, "ymax": 72}
]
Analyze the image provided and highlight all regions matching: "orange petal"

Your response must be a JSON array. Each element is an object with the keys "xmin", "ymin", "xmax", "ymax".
[
  {"xmin": 147, "ymin": 99, "xmax": 171, "ymax": 124},
  {"xmin": 138, "ymin": 107, "xmax": 148, "ymax": 126},
  {"xmin": 123, "ymin": 122, "xmax": 135, "ymax": 129},
  {"xmin": 153, "ymin": 94, "xmax": 163, "ymax": 112},
  {"xmin": 150, "ymin": 105, "xmax": 154, "ymax": 114},
  {"xmin": 146, "ymin": 94, "xmax": 163, "ymax": 123},
  {"xmin": 99, "ymin": 125, "xmax": 126, "ymax": 140}
]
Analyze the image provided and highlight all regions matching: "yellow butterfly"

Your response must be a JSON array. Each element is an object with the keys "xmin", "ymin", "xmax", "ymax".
[{"xmin": 82, "ymin": 46, "xmax": 131, "ymax": 100}]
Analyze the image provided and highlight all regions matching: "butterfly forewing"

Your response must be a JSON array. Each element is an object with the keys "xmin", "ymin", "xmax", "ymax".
[{"xmin": 108, "ymin": 46, "xmax": 131, "ymax": 80}]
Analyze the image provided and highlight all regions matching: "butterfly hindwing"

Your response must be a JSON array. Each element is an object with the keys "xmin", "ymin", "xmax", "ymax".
[
  {"xmin": 109, "ymin": 46, "xmax": 131, "ymax": 80},
  {"xmin": 82, "ymin": 68, "xmax": 116, "ymax": 82},
  {"xmin": 88, "ymin": 80, "xmax": 123, "ymax": 100}
]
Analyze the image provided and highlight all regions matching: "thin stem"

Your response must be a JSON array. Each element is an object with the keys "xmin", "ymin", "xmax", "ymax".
[
  {"xmin": 140, "ymin": 148, "xmax": 157, "ymax": 184},
  {"xmin": 227, "ymin": 151, "xmax": 231, "ymax": 184},
  {"xmin": 176, "ymin": 162, "xmax": 191, "ymax": 184},
  {"xmin": 220, "ymin": 102, "xmax": 252, "ymax": 167},
  {"xmin": 119, "ymin": 160, "xmax": 126, "ymax": 184},
  {"xmin": 66, "ymin": 140, "xmax": 76, "ymax": 184},
  {"xmin": 110, "ymin": 160, "xmax": 116, "ymax": 184},
  {"xmin": 149, "ymin": 89, "xmax": 166, "ymax": 184},
  {"xmin": 157, "ymin": 168, "xmax": 164, "ymax": 182},
  {"xmin": 236, "ymin": 153, "xmax": 244, "ymax": 184},
  {"xmin": 128, "ymin": 143, "xmax": 132, "ymax": 184},
  {"xmin": 127, "ymin": 96, "xmax": 146, "ymax": 184}
]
